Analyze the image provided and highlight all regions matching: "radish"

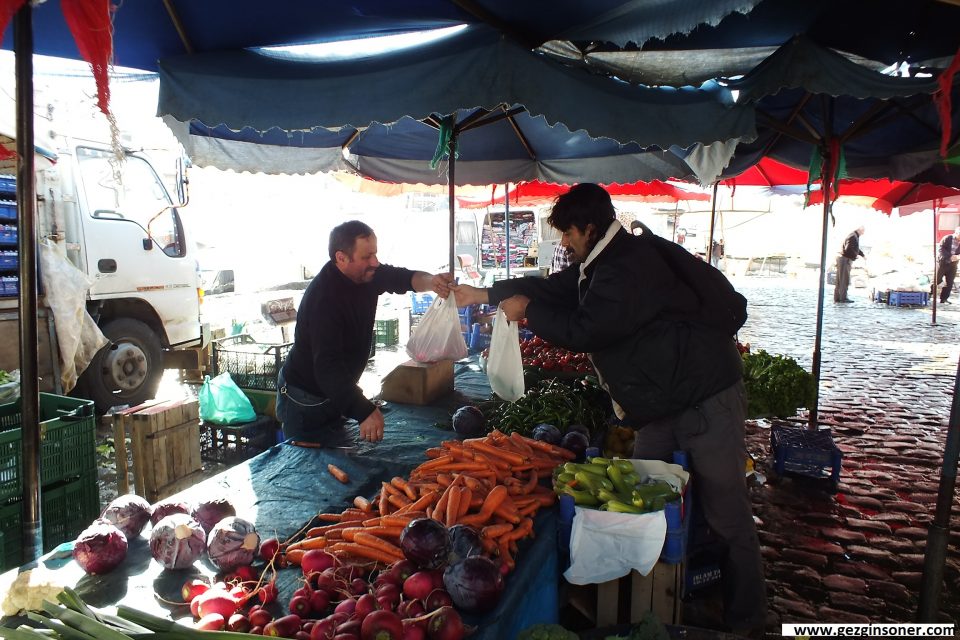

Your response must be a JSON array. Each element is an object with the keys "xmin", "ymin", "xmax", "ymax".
[
  {"xmin": 310, "ymin": 617, "xmax": 337, "ymax": 640},
  {"xmin": 316, "ymin": 569, "xmax": 340, "ymax": 593},
  {"xmin": 353, "ymin": 594, "xmax": 379, "ymax": 620},
  {"xmin": 229, "ymin": 584, "xmax": 249, "ymax": 601},
  {"xmin": 197, "ymin": 590, "xmax": 239, "ymax": 619},
  {"xmin": 181, "ymin": 578, "xmax": 210, "ymax": 602},
  {"xmin": 402, "ymin": 622, "xmax": 426, "ymax": 640},
  {"xmin": 396, "ymin": 599, "xmax": 424, "ymax": 619},
  {"xmin": 424, "ymin": 590, "xmax": 452, "ymax": 612},
  {"xmin": 249, "ymin": 608, "xmax": 273, "ymax": 627},
  {"xmin": 350, "ymin": 578, "xmax": 368, "ymax": 596},
  {"xmin": 360, "ymin": 610, "xmax": 404, "ymax": 640},
  {"xmin": 259, "ymin": 579, "xmax": 279, "ymax": 605},
  {"xmin": 337, "ymin": 618, "xmax": 362, "ymax": 636},
  {"xmin": 402, "ymin": 573, "xmax": 435, "ymax": 601},
  {"xmin": 227, "ymin": 613, "xmax": 251, "ymax": 632},
  {"xmin": 195, "ymin": 613, "xmax": 226, "ymax": 630},
  {"xmin": 374, "ymin": 583, "xmax": 400, "ymax": 608},
  {"xmin": 335, "ymin": 598, "xmax": 357, "ymax": 616},
  {"xmin": 251, "ymin": 626, "xmax": 264, "ymax": 635},
  {"xmin": 334, "ymin": 634, "xmax": 360, "ymax": 640},
  {"xmin": 296, "ymin": 632, "xmax": 311, "ymax": 640},
  {"xmin": 310, "ymin": 589, "xmax": 331, "ymax": 614},
  {"xmin": 260, "ymin": 537, "xmax": 280, "ymax": 562},
  {"xmin": 290, "ymin": 595, "xmax": 312, "ymax": 617},
  {"xmin": 232, "ymin": 564, "xmax": 258, "ymax": 582},
  {"xmin": 264, "ymin": 614, "xmax": 302, "ymax": 638},
  {"xmin": 190, "ymin": 594, "xmax": 203, "ymax": 618},
  {"xmin": 388, "ymin": 560, "xmax": 416, "ymax": 583},
  {"xmin": 302, "ymin": 549, "xmax": 336, "ymax": 575},
  {"xmin": 425, "ymin": 607, "xmax": 463, "ymax": 640}
]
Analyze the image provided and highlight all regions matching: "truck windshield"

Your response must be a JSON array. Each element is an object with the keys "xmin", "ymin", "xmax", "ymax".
[{"xmin": 76, "ymin": 146, "xmax": 184, "ymax": 256}]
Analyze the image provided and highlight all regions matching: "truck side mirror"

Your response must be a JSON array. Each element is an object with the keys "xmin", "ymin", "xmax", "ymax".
[
  {"xmin": 142, "ymin": 238, "xmax": 153, "ymax": 250},
  {"xmin": 175, "ymin": 156, "xmax": 190, "ymax": 207}
]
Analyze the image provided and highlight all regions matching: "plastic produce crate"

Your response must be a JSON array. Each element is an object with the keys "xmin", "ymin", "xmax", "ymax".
[
  {"xmin": 0, "ymin": 176, "xmax": 14, "ymax": 196},
  {"xmin": 468, "ymin": 323, "xmax": 491, "ymax": 353},
  {"xmin": 0, "ymin": 251, "xmax": 16, "ymax": 270},
  {"xmin": 771, "ymin": 424, "xmax": 842, "ymax": 489},
  {"xmin": 0, "ymin": 276, "xmax": 17, "ymax": 297},
  {"xmin": 200, "ymin": 415, "xmax": 279, "ymax": 466},
  {"xmin": 0, "ymin": 226, "xmax": 16, "ymax": 246},
  {"xmin": 211, "ymin": 334, "xmax": 292, "ymax": 391},
  {"xmin": 410, "ymin": 292, "xmax": 435, "ymax": 315},
  {"xmin": 0, "ymin": 201, "xmax": 14, "ymax": 221},
  {"xmin": 0, "ymin": 471, "xmax": 100, "ymax": 570},
  {"xmin": 887, "ymin": 290, "xmax": 928, "ymax": 307},
  {"xmin": 374, "ymin": 318, "xmax": 399, "ymax": 347},
  {"xmin": 0, "ymin": 393, "xmax": 96, "ymax": 502}
]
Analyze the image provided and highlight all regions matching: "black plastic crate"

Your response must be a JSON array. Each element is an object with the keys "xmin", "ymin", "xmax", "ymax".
[
  {"xmin": 200, "ymin": 415, "xmax": 278, "ymax": 465},
  {"xmin": 211, "ymin": 335, "xmax": 292, "ymax": 391}
]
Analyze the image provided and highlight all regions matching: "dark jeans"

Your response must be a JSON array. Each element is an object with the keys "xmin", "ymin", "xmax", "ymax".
[
  {"xmin": 275, "ymin": 369, "xmax": 353, "ymax": 446},
  {"xmin": 632, "ymin": 380, "xmax": 767, "ymax": 631},
  {"xmin": 834, "ymin": 255, "xmax": 852, "ymax": 301},
  {"xmin": 935, "ymin": 260, "xmax": 957, "ymax": 303}
]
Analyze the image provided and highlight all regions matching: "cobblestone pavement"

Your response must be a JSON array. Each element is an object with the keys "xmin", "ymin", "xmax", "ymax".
[{"xmin": 730, "ymin": 277, "xmax": 960, "ymax": 636}]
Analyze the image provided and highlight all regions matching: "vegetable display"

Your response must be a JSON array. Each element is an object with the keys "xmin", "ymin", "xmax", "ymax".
[
  {"xmin": 206, "ymin": 516, "xmax": 261, "ymax": 572},
  {"xmin": 72, "ymin": 521, "xmax": 128, "ymax": 575},
  {"xmin": 479, "ymin": 377, "xmax": 610, "ymax": 440},
  {"xmin": 742, "ymin": 349, "xmax": 816, "ymax": 418},
  {"xmin": 553, "ymin": 457, "xmax": 680, "ymax": 513},
  {"xmin": 99, "ymin": 494, "xmax": 151, "ymax": 540},
  {"xmin": 149, "ymin": 513, "xmax": 207, "ymax": 570},
  {"xmin": 191, "ymin": 498, "xmax": 237, "ymax": 535}
]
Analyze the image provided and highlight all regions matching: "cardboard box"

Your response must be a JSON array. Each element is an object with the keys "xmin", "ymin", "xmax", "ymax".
[
  {"xmin": 565, "ymin": 563, "xmax": 683, "ymax": 627},
  {"xmin": 379, "ymin": 359, "xmax": 454, "ymax": 405}
]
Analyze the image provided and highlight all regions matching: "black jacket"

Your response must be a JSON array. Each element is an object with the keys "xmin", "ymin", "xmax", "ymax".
[
  {"xmin": 489, "ymin": 226, "xmax": 743, "ymax": 425},
  {"xmin": 939, "ymin": 234, "xmax": 958, "ymax": 264},
  {"xmin": 841, "ymin": 231, "xmax": 864, "ymax": 261},
  {"xmin": 283, "ymin": 261, "xmax": 415, "ymax": 422}
]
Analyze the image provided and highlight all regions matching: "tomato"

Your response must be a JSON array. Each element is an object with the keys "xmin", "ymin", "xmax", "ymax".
[
  {"xmin": 577, "ymin": 363, "xmax": 592, "ymax": 373},
  {"xmin": 542, "ymin": 358, "xmax": 557, "ymax": 370},
  {"xmin": 530, "ymin": 358, "xmax": 542, "ymax": 367},
  {"xmin": 559, "ymin": 355, "xmax": 571, "ymax": 366},
  {"xmin": 531, "ymin": 337, "xmax": 543, "ymax": 347}
]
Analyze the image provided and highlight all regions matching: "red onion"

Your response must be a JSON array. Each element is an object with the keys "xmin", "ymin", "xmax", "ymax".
[
  {"xmin": 150, "ymin": 513, "xmax": 206, "ymax": 569},
  {"xmin": 73, "ymin": 521, "xmax": 128, "ymax": 574},
  {"xmin": 207, "ymin": 516, "xmax": 260, "ymax": 572}
]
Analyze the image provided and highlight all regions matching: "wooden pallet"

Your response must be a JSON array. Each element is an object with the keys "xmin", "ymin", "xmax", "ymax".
[
  {"xmin": 565, "ymin": 563, "xmax": 683, "ymax": 628},
  {"xmin": 112, "ymin": 398, "xmax": 203, "ymax": 502}
]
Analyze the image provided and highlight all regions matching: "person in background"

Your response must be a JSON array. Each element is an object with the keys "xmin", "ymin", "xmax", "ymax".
[
  {"xmin": 629, "ymin": 219, "xmax": 652, "ymax": 236},
  {"xmin": 711, "ymin": 239, "xmax": 725, "ymax": 269},
  {"xmin": 276, "ymin": 220, "xmax": 452, "ymax": 446},
  {"xmin": 933, "ymin": 227, "xmax": 960, "ymax": 304},
  {"xmin": 452, "ymin": 184, "xmax": 766, "ymax": 637},
  {"xmin": 834, "ymin": 225, "xmax": 865, "ymax": 303},
  {"xmin": 551, "ymin": 241, "xmax": 574, "ymax": 273}
]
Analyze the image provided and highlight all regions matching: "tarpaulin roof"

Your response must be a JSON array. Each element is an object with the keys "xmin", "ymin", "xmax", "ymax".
[
  {"xmin": 157, "ymin": 25, "xmax": 754, "ymax": 149},
  {"xmin": 169, "ymin": 108, "xmax": 695, "ymax": 185},
  {"xmin": 806, "ymin": 179, "xmax": 960, "ymax": 214},
  {"xmin": 455, "ymin": 179, "xmax": 710, "ymax": 208}
]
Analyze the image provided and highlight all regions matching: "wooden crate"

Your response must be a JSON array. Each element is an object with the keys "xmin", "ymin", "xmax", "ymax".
[
  {"xmin": 565, "ymin": 563, "xmax": 683, "ymax": 628},
  {"xmin": 380, "ymin": 359, "xmax": 453, "ymax": 405},
  {"xmin": 113, "ymin": 398, "xmax": 203, "ymax": 502}
]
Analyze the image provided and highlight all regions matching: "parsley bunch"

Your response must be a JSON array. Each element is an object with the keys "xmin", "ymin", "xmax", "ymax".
[{"xmin": 742, "ymin": 349, "xmax": 816, "ymax": 418}]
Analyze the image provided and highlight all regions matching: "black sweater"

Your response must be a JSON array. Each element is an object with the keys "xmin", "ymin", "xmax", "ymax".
[{"xmin": 283, "ymin": 261, "xmax": 415, "ymax": 422}]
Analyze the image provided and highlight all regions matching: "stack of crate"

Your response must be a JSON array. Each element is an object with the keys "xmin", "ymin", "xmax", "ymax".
[
  {"xmin": 113, "ymin": 398, "xmax": 204, "ymax": 502},
  {"xmin": 0, "ymin": 393, "xmax": 99, "ymax": 570}
]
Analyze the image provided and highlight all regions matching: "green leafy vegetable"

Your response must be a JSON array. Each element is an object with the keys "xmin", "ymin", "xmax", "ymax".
[{"xmin": 742, "ymin": 349, "xmax": 816, "ymax": 418}]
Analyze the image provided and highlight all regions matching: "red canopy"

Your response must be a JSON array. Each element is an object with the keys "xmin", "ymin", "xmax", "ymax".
[
  {"xmin": 720, "ymin": 157, "xmax": 809, "ymax": 187},
  {"xmin": 807, "ymin": 179, "xmax": 960, "ymax": 214},
  {"xmin": 456, "ymin": 180, "xmax": 710, "ymax": 209}
]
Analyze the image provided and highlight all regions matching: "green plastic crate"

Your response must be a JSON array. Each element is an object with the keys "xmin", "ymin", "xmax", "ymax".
[
  {"xmin": 0, "ymin": 393, "xmax": 96, "ymax": 502},
  {"xmin": 0, "ymin": 471, "xmax": 100, "ymax": 570},
  {"xmin": 374, "ymin": 318, "xmax": 399, "ymax": 347}
]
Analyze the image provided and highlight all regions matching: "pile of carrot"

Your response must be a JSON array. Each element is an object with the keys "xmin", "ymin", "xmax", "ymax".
[{"xmin": 283, "ymin": 430, "xmax": 573, "ymax": 571}]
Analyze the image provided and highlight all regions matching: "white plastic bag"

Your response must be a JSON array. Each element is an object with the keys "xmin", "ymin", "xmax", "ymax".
[
  {"xmin": 486, "ymin": 305, "xmax": 524, "ymax": 402},
  {"xmin": 406, "ymin": 295, "xmax": 468, "ymax": 362}
]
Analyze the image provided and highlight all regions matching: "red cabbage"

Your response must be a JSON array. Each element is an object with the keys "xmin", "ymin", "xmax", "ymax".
[
  {"xmin": 399, "ymin": 518, "xmax": 450, "ymax": 570},
  {"xmin": 74, "ymin": 521, "xmax": 128, "ymax": 574},
  {"xmin": 446, "ymin": 525, "xmax": 483, "ymax": 566},
  {"xmin": 150, "ymin": 499, "xmax": 191, "ymax": 526},
  {"xmin": 191, "ymin": 498, "xmax": 237, "ymax": 535},
  {"xmin": 451, "ymin": 406, "xmax": 485, "ymax": 437},
  {"xmin": 442, "ymin": 556, "xmax": 504, "ymax": 614},
  {"xmin": 150, "ymin": 513, "xmax": 206, "ymax": 570},
  {"xmin": 206, "ymin": 516, "xmax": 260, "ymax": 572},
  {"xmin": 100, "ymin": 494, "xmax": 151, "ymax": 540}
]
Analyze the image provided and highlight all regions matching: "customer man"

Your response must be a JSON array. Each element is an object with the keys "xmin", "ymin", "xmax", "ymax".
[
  {"xmin": 934, "ymin": 227, "xmax": 960, "ymax": 304},
  {"xmin": 453, "ymin": 184, "xmax": 766, "ymax": 636},
  {"xmin": 277, "ymin": 220, "xmax": 452, "ymax": 445},
  {"xmin": 834, "ymin": 225, "xmax": 865, "ymax": 303}
]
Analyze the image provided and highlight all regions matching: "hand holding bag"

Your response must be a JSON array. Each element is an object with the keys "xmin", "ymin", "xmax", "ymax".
[
  {"xmin": 406, "ymin": 294, "xmax": 468, "ymax": 362},
  {"xmin": 199, "ymin": 372, "xmax": 257, "ymax": 425},
  {"xmin": 486, "ymin": 305, "xmax": 525, "ymax": 402}
]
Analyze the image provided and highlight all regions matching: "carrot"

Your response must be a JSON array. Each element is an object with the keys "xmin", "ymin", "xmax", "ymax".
[
  {"xmin": 459, "ymin": 485, "xmax": 508, "ymax": 527},
  {"xmin": 354, "ymin": 532, "xmax": 405, "ymax": 559},
  {"xmin": 436, "ymin": 474, "xmax": 454, "ymax": 487},
  {"xmin": 524, "ymin": 437, "xmax": 576, "ymax": 460},
  {"xmin": 497, "ymin": 539, "xmax": 515, "ymax": 571},
  {"xmin": 391, "ymin": 477, "xmax": 418, "ymax": 501},
  {"xmin": 354, "ymin": 496, "xmax": 372, "ymax": 513},
  {"xmin": 425, "ymin": 447, "xmax": 446, "ymax": 458},
  {"xmin": 316, "ymin": 513, "xmax": 344, "ymax": 522},
  {"xmin": 341, "ymin": 526, "xmax": 404, "ymax": 542},
  {"xmin": 468, "ymin": 441, "xmax": 526, "ymax": 465},
  {"xmin": 399, "ymin": 490, "xmax": 438, "ymax": 514},
  {"xmin": 445, "ymin": 486, "xmax": 462, "ymax": 528},
  {"xmin": 522, "ymin": 470, "xmax": 539, "ymax": 494},
  {"xmin": 329, "ymin": 543, "xmax": 399, "ymax": 565},
  {"xmin": 459, "ymin": 475, "xmax": 484, "ymax": 491},
  {"xmin": 504, "ymin": 517, "xmax": 534, "ymax": 542},
  {"xmin": 388, "ymin": 494, "xmax": 411, "ymax": 510},
  {"xmin": 327, "ymin": 463, "xmax": 350, "ymax": 484},
  {"xmin": 379, "ymin": 486, "xmax": 390, "ymax": 516},
  {"xmin": 285, "ymin": 548, "xmax": 305, "ymax": 565},
  {"xmin": 458, "ymin": 488, "xmax": 472, "ymax": 518},
  {"xmin": 509, "ymin": 431, "xmax": 535, "ymax": 455},
  {"xmin": 306, "ymin": 521, "xmax": 356, "ymax": 537},
  {"xmin": 481, "ymin": 523, "xmax": 514, "ymax": 539},
  {"xmin": 286, "ymin": 536, "xmax": 330, "ymax": 552},
  {"xmin": 414, "ymin": 454, "xmax": 455, "ymax": 472}
]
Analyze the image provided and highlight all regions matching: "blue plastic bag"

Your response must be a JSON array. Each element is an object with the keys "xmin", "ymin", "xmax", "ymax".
[{"xmin": 199, "ymin": 372, "xmax": 256, "ymax": 425}]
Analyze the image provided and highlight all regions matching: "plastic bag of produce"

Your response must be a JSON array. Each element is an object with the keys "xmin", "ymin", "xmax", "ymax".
[
  {"xmin": 486, "ymin": 305, "xmax": 524, "ymax": 402},
  {"xmin": 199, "ymin": 372, "xmax": 256, "ymax": 425},
  {"xmin": 406, "ymin": 295, "xmax": 468, "ymax": 362}
]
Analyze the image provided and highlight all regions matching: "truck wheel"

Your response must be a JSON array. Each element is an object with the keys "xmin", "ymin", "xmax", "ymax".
[{"xmin": 78, "ymin": 318, "xmax": 163, "ymax": 413}]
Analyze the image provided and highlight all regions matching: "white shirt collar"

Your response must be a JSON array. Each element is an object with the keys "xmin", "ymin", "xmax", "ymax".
[{"xmin": 578, "ymin": 220, "xmax": 623, "ymax": 287}]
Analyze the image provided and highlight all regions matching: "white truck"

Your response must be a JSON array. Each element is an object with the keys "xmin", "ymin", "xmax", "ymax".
[{"xmin": 0, "ymin": 135, "xmax": 207, "ymax": 412}]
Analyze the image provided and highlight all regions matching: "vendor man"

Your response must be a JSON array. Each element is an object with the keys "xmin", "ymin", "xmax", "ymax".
[
  {"xmin": 452, "ymin": 184, "xmax": 766, "ymax": 637},
  {"xmin": 277, "ymin": 220, "xmax": 452, "ymax": 445}
]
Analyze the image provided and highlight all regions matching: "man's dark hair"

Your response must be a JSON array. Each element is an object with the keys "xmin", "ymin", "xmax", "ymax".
[
  {"xmin": 329, "ymin": 220, "xmax": 375, "ymax": 260},
  {"xmin": 547, "ymin": 183, "xmax": 616, "ymax": 247}
]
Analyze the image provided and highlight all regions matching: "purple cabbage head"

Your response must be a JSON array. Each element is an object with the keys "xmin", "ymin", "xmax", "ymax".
[
  {"xmin": 150, "ymin": 499, "xmax": 191, "ymax": 526},
  {"xmin": 191, "ymin": 498, "xmax": 236, "ymax": 535},
  {"xmin": 149, "ymin": 513, "xmax": 206, "ymax": 570},
  {"xmin": 100, "ymin": 494, "xmax": 151, "ymax": 540},
  {"xmin": 74, "ymin": 521, "xmax": 128, "ymax": 574},
  {"xmin": 206, "ymin": 516, "xmax": 260, "ymax": 572}
]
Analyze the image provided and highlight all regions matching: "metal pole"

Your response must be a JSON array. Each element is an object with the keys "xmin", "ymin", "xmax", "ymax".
[
  {"xmin": 809, "ymin": 146, "xmax": 831, "ymax": 430},
  {"xmin": 917, "ymin": 350, "xmax": 960, "ymax": 620},
  {"xmin": 504, "ymin": 184, "xmax": 510, "ymax": 279},
  {"xmin": 931, "ymin": 207, "xmax": 938, "ymax": 325},
  {"xmin": 448, "ymin": 133, "xmax": 456, "ymax": 279},
  {"xmin": 707, "ymin": 181, "xmax": 719, "ymax": 264},
  {"xmin": 14, "ymin": 1, "xmax": 42, "ymax": 564}
]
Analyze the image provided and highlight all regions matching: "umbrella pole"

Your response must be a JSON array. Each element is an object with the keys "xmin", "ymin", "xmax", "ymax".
[
  {"xmin": 448, "ymin": 133, "xmax": 457, "ymax": 280},
  {"xmin": 14, "ymin": 2, "xmax": 42, "ymax": 564},
  {"xmin": 809, "ymin": 149, "xmax": 832, "ymax": 430},
  {"xmin": 504, "ymin": 184, "xmax": 510, "ymax": 279},
  {"xmin": 917, "ymin": 350, "xmax": 960, "ymax": 620},
  {"xmin": 932, "ymin": 206, "xmax": 938, "ymax": 325},
  {"xmin": 707, "ymin": 181, "xmax": 719, "ymax": 264}
]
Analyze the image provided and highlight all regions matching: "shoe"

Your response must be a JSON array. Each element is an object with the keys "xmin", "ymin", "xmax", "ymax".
[{"xmin": 942, "ymin": 300, "xmax": 952, "ymax": 305}]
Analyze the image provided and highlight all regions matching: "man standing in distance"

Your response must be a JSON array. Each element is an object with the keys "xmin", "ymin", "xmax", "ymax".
[
  {"xmin": 834, "ymin": 225, "xmax": 865, "ymax": 303},
  {"xmin": 277, "ymin": 220, "xmax": 452, "ymax": 445}
]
